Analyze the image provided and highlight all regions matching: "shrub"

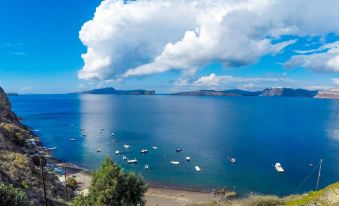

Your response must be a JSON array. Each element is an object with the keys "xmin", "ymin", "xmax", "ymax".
[
  {"xmin": 67, "ymin": 177, "xmax": 78, "ymax": 190},
  {"xmin": 71, "ymin": 157, "xmax": 148, "ymax": 206},
  {"xmin": 0, "ymin": 182, "xmax": 33, "ymax": 206}
]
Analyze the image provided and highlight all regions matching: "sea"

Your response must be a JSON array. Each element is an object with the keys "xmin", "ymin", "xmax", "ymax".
[{"xmin": 9, "ymin": 94, "xmax": 339, "ymax": 196}]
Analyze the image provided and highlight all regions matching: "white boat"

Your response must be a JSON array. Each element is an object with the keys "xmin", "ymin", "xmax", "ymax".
[
  {"xmin": 176, "ymin": 148, "xmax": 182, "ymax": 152},
  {"xmin": 115, "ymin": 150, "xmax": 120, "ymax": 155},
  {"xmin": 97, "ymin": 149, "xmax": 101, "ymax": 153},
  {"xmin": 111, "ymin": 133, "xmax": 115, "ymax": 136},
  {"xmin": 144, "ymin": 164, "xmax": 149, "ymax": 170},
  {"xmin": 122, "ymin": 156, "xmax": 127, "ymax": 161},
  {"xmin": 230, "ymin": 158, "xmax": 236, "ymax": 163},
  {"xmin": 123, "ymin": 144, "xmax": 131, "ymax": 149},
  {"xmin": 195, "ymin": 166, "xmax": 201, "ymax": 172},
  {"xmin": 127, "ymin": 159, "xmax": 137, "ymax": 164},
  {"xmin": 275, "ymin": 163, "xmax": 285, "ymax": 173},
  {"xmin": 140, "ymin": 149, "xmax": 148, "ymax": 154},
  {"xmin": 47, "ymin": 147, "xmax": 57, "ymax": 150},
  {"xmin": 69, "ymin": 138, "xmax": 76, "ymax": 141},
  {"xmin": 170, "ymin": 161, "xmax": 180, "ymax": 165},
  {"xmin": 152, "ymin": 146, "xmax": 158, "ymax": 150},
  {"xmin": 33, "ymin": 129, "xmax": 40, "ymax": 132},
  {"xmin": 186, "ymin": 156, "xmax": 191, "ymax": 161}
]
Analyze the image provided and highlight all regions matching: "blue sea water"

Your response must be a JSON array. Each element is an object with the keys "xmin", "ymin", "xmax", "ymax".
[{"xmin": 9, "ymin": 94, "xmax": 339, "ymax": 196}]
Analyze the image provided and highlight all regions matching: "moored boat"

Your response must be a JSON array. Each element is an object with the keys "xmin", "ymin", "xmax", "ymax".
[
  {"xmin": 195, "ymin": 166, "xmax": 201, "ymax": 172},
  {"xmin": 275, "ymin": 163, "xmax": 284, "ymax": 173},
  {"xmin": 186, "ymin": 156, "xmax": 191, "ymax": 161},
  {"xmin": 127, "ymin": 159, "xmax": 137, "ymax": 164},
  {"xmin": 170, "ymin": 161, "xmax": 180, "ymax": 165},
  {"xmin": 140, "ymin": 149, "xmax": 148, "ymax": 154}
]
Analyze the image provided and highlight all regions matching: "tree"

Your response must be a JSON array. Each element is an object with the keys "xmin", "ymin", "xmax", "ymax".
[
  {"xmin": 72, "ymin": 157, "xmax": 148, "ymax": 206},
  {"xmin": 0, "ymin": 182, "xmax": 33, "ymax": 206}
]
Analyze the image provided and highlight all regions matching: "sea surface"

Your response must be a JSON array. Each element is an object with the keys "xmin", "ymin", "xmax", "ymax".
[{"xmin": 9, "ymin": 94, "xmax": 339, "ymax": 196}]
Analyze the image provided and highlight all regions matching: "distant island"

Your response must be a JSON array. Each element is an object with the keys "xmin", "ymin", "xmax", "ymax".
[
  {"xmin": 72, "ymin": 87, "xmax": 155, "ymax": 95},
  {"xmin": 172, "ymin": 88, "xmax": 339, "ymax": 99},
  {"xmin": 6, "ymin": 92, "xmax": 19, "ymax": 96}
]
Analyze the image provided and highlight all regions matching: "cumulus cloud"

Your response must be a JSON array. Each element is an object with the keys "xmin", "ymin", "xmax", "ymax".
[
  {"xmin": 79, "ymin": 0, "xmax": 339, "ymax": 81},
  {"xmin": 189, "ymin": 73, "xmax": 293, "ymax": 89},
  {"xmin": 285, "ymin": 41, "xmax": 339, "ymax": 72}
]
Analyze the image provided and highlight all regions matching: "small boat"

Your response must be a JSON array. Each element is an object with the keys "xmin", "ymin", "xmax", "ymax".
[
  {"xmin": 100, "ymin": 128, "xmax": 104, "ymax": 130},
  {"xmin": 97, "ymin": 149, "xmax": 102, "ymax": 153},
  {"xmin": 69, "ymin": 138, "xmax": 76, "ymax": 141},
  {"xmin": 144, "ymin": 164, "xmax": 149, "ymax": 170},
  {"xmin": 140, "ymin": 149, "xmax": 148, "ymax": 154},
  {"xmin": 33, "ymin": 129, "xmax": 40, "ymax": 132},
  {"xmin": 176, "ymin": 148, "xmax": 182, "ymax": 152},
  {"xmin": 152, "ymin": 146, "xmax": 158, "ymax": 150},
  {"xmin": 123, "ymin": 145, "xmax": 131, "ymax": 149},
  {"xmin": 230, "ymin": 158, "xmax": 236, "ymax": 164},
  {"xmin": 170, "ymin": 161, "xmax": 180, "ymax": 165},
  {"xmin": 47, "ymin": 147, "xmax": 57, "ymax": 150},
  {"xmin": 186, "ymin": 156, "xmax": 191, "ymax": 161},
  {"xmin": 111, "ymin": 133, "xmax": 115, "ymax": 136},
  {"xmin": 115, "ymin": 150, "xmax": 120, "ymax": 155},
  {"xmin": 122, "ymin": 156, "xmax": 127, "ymax": 161},
  {"xmin": 80, "ymin": 128, "xmax": 84, "ymax": 131},
  {"xmin": 195, "ymin": 166, "xmax": 201, "ymax": 172},
  {"xmin": 127, "ymin": 159, "xmax": 137, "ymax": 164},
  {"xmin": 82, "ymin": 134, "xmax": 86, "ymax": 137},
  {"xmin": 275, "ymin": 163, "xmax": 284, "ymax": 173}
]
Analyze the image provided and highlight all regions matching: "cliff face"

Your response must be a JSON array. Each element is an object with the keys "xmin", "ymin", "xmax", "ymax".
[{"xmin": 0, "ymin": 87, "xmax": 66, "ymax": 205}]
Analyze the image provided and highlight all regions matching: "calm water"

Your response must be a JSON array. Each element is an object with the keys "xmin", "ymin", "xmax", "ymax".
[{"xmin": 9, "ymin": 94, "xmax": 339, "ymax": 195}]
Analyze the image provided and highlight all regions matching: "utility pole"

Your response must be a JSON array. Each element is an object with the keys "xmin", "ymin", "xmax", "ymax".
[
  {"xmin": 316, "ymin": 158, "xmax": 323, "ymax": 190},
  {"xmin": 64, "ymin": 166, "xmax": 68, "ymax": 199},
  {"xmin": 40, "ymin": 158, "xmax": 48, "ymax": 206}
]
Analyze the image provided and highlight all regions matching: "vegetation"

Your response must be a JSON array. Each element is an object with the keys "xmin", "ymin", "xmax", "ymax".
[
  {"xmin": 66, "ymin": 176, "xmax": 78, "ymax": 190},
  {"xmin": 71, "ymin": 157, "xmax": 148, "ymax": 206},
  {"xmin": 0, "ymin": 182, "xmax": 33, "ymax": 206}
]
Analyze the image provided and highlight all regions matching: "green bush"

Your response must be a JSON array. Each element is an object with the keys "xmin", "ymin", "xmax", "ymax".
[
  {"xmin": 0, "ymin": 182, "xmax": 33, "ymax": 206},
  {"xmin": 72, "ymin": 157, "xmax": 148, "ymax": 206},
  {"xmin": 66, "ymin": 177, "xmax": 78, "ymax": 190}
]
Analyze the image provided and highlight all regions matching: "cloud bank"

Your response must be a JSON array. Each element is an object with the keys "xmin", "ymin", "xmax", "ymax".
[{"xmin": 78, "ymin": 0, "xmax": 339, "ymax": 81}]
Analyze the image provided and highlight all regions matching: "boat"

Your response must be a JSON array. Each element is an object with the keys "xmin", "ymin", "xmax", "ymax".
[
  {"xmin": 69, "ymin": 138, "xmax": 76, "ymax": 141},
  {"xmin": 97, "ymin": 149, "xmax": 102, "ymax": 153},
  {"xmin": 152, "ymin": 146, "xmax": 158, "ymax": 150},
  {"xmin": 47, "ymin": 147, "xmax": 57, "ymax": 150},
  {"xmin": 144, "ymin": 164, "xmax": 149, "ymax": 170},
  {"xmin": 115, "ymin": 150, "xmax": 120, "ymax": 155},
  {"xmin": 122, "ymin": 156, "xmax": 127, "ymax": 161},
  {"xmin": 33, "ymin": 129, "xmax": 40, "ymax": 132},
  {"xmin": 82, "ymin": 134, "xmax": 86, "ymax": 137},
  {"xmin": 186, "ymin": 156, "xmax": 191, "ymax": 161},
  {"xmin": 176, "ymin": 148, "xmax": 182, "ymax": 152},
  {"xmin": 140, "ymin": 149, "xmax": 148, "ymax": 154},
  {"xmin": 170, "ymin": 161, "xmax": 180, "ymax": 165},
  {"xmin": 100, "ymin": 128, "xmax": 104, "ymax": 130},
  {"xmin": 127, "ymin": 159, "xmax": 137, "ymax": 164},
  {"xmin": 123, "ymin": 145, "xmax": 131, "ymax": 149},
  {"xmin": 111, "ymin": 133, "xmax": 115, "ymax": 136},
  {"xmin": 195, "ymin": 166, "xmax": 201, "ymax": 172},
  {"xmin": 230, "ymin": 158, "xmax": 236, "ymax": 163},
  {"xmin": 275, "ymin": 163, "xmax": 285, "ymax": 173}
]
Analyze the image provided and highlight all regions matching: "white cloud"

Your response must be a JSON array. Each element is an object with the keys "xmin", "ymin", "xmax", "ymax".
[
  {"xmin": 20, "ymin": 85, "xmax": 32, "ymax": 92},
  {"xmin": 79, "ymin": 0, "xmax": 339, "ymax": 81},
  {"xmin": 332, "ymin": 78, "xmax": 339, "ymax": 85},
  {"xmin": 285, "ymin": 41, "xmax": 339, "ymax": 72}
]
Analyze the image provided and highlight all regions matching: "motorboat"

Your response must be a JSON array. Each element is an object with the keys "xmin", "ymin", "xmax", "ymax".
[
  {"xmin": 152, "ymin": 146, "xmax": 158, "ymax": 150},
  {"xmin": 127, "ymin": 159, "xmax": 137, "ymax": 164},
  {"xmin": 140, "ymin": 149, "xmax": 148, "ymax": 154},
  {"xmin": 275, "ymin": 163, "xmax": 285, "ymax": 173},
  {"xmin": 195, "ymin": 166, "xmax": 201, "ymax": 172},
  {"xmin": 115, "ymin": 150, "xmax": 120, "ymax": 155},
  {"xmin": 144, "ymin": 165, "xmax": 149, "ymax": 170},
  {"xmin": 186, "ymin": 156, "xmax": 191, "ymax": 161},
  {"xmin": 69, "ymin": 138, "xmax": 76, "ymax": 141},
  {"xmin": 123, "ymin": 145, "xmax": 131, "ymax": 149},
  {"xmin": 170, "ymin": 161, "xmax": 180, "ymax": 165},
  {"xmin": 97, "ymin": 149, "xmax": 101, "ymax": 153},
  {"xmin": 176, "ymin": 148, "xmax": 182, "ymax": 152},
  {"xmin": 122, "ymin": 156, "xmax": 127, "ymax": 161}
]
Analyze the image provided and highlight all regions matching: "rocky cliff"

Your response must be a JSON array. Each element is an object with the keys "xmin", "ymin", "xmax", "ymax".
[{"xmin": 0, "ymin": 87, "xmax": 66, "ymax": 205}]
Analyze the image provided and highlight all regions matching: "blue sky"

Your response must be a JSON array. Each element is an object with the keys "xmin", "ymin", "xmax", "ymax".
[{"xmin": 1, "ymin": 0, "xmax": 339, "ymax": 94}]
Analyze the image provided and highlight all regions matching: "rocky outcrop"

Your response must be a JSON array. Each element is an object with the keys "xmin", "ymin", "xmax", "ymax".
[{"xmin": 0, "ymin": 87, "xmax": 66, "ymax": 205}]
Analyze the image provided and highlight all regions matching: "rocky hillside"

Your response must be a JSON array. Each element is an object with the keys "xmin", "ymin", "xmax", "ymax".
[
  {"xmin": 0, "ymin": 87, "xmax": 66, "ymax": 205},
  {"xmin": 72, "ymin": 87, "xmax": 156, "ymax": 95}
]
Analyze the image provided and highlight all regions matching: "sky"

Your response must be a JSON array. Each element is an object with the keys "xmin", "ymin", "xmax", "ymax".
[{"xmin": 1, "ymin": 0, "xmax": 339, "ymax": 94}]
